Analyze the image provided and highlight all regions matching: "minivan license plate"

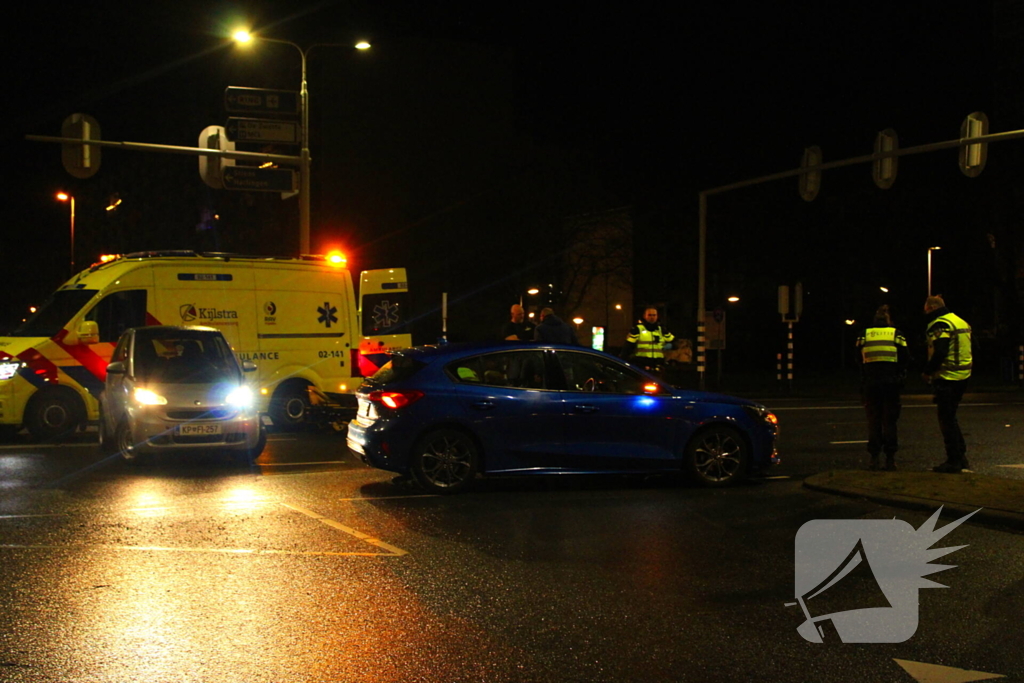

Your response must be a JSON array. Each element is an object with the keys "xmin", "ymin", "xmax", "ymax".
[{"xmin": 178, "ymin": 423, "xmax": 222, "ymax": 436}]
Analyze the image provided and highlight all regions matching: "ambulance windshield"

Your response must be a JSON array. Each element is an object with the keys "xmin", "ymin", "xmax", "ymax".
[{"xmin": 9, "ymin": 290, "xmax": 97, "ymax": 337}]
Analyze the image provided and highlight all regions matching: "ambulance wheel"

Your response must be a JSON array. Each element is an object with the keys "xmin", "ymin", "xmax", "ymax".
[
  {"xmin": 269, "ymin": 383, "xmax": 310, "ymax": 432},
  {"xmin": 25, "ymin": 388, "xmax": 84, "ymax": 442}
]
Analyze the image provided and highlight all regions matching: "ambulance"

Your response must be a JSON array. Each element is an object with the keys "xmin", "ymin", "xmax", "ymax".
[{"xmin": 0, "ymin": 251, "xmax": 411, "ymax": 439}]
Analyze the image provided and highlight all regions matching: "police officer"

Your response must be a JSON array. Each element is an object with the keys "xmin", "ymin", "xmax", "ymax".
[
  {"xmin": 922, "ymin": 295, "xmax": 973, "ymax": 473},
  {"xmin": 855, "ymin": 305, "xmax": 908, "ymax": 471},
  {"xmin": 621, "ymin": 307, "xmax": 675, "ymax": 375}
]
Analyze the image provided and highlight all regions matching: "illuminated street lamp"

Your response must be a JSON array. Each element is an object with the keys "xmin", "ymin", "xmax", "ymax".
[
  {"xmin": 55, "ymin": 192, "xmax": 75, "ymax": 276},
  {"xmin": 233, "ymin": 30, "xmax": 370, "ymax": 254},
  {"xmin": 927, "ymin": 246, "xmax": 942, "ymax": 296}
]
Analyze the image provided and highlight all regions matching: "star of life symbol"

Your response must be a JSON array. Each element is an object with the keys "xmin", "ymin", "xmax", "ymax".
[
  {"xmin": 373, "ymin": 300, "xmax": 400, "ymax": 328},
  {"xmin": 788, "ymin": 506, "xmax": 978, "ymax": 643},
  {"xmin": 317, "ymin": 302, "xmax": 338, "ymax": 328}
]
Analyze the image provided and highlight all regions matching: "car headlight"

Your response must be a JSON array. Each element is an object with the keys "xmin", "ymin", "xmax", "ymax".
[
  {"xmin": 225, "ymin": 386, "xmax": 254, "ymax": 408},
  {"xmin": 743, "ymin": 404, "xmax": 778, "ymax": 426},
  {"xmin": 133, "ymin": 387, "xmax": 168, "ymax": 405},
  {"xmin": 0, "ymin": 361, "xmax": 23, "ymax": 381}
]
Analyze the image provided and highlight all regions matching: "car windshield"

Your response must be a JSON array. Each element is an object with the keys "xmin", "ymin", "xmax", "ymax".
[
  {"xmin": 9, "ymin": 289, "xmax": 98, "ymax": 337},
  {"xmin": 133, "ymin": 333, "xmax": 239, "ymax": 384}
]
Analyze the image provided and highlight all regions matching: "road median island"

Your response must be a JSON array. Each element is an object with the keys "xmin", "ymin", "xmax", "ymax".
[{"xmin": 803, "ymin": 469, "xmax": 1024, "ymax": 531}]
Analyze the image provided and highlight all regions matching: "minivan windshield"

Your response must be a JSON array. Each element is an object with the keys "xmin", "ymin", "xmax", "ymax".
[
  {"xmin": 133, "ymin": 333, "xmax": 240, "ymax": 384},
  {"xmin": 9, "ymin": 290, "xmax": 97, "ymax": 337}
]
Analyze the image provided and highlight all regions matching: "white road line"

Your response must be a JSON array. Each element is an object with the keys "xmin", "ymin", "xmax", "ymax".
[
  {"xmin": 762, "ymin": 475, "xmax": 791, "ymax": 480},
  {"xmin": 0, "ymin": 543, "xmax": 390, "ymax": 557},
  {"xmin": 996, "ymin": 464, "xmax": 1024, "ymax": 469},
  {"xmin": 831, "ymin": 440, "xmax": 869, "ymax": 444},
  {"xmin": 0, "ymin": 442, "xmax": 95, "ymax": 450},
  {"xmin": 257, "ymin": 460, "xmax": 346, "ymax": 466},
  {"xmin": 774, "ymin": 403, "xmax": 1013, "ymax": 411},
  {"xmin": 279, "ymin": 502, "xmax": 408, "ymax": 556}
]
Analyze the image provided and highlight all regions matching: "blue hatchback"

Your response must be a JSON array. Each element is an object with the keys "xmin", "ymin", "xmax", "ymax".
[{"xmin": 347, "ymin": 342, "xmax": 779, "ymax": 494}]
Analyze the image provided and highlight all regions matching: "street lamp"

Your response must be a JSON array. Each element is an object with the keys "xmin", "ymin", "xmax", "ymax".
[
  {"xmin": 233, "ymin": 30, "xmax": 370, "ymax": 254},
  {"xmin": 55, "ymin": 192, "xmax": 75, "ymax": 276},
  {"xmin": 927, "ymin": 246, "xmax": 942, "ymax": 296}
]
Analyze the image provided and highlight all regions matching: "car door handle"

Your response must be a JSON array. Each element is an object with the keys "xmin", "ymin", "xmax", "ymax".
[
  {"xmin": 472, "ymin": 400, "xmax": 496, "ymax": 410},
  {"xmin": 573, "ymin": 404, "xmax": 598, "ymax": 414}
]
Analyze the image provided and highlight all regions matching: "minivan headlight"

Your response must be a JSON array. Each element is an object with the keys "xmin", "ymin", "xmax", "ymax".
[
  {"xmin": 225, "ymin": 386, "xmax": 254, "ymax": 408},
  {"xmin": 0, "ymin": 361, "xmax": 23, "ymax": 381},
  {"xmin": 133, "ymin": 388, "xmax": 167, "ymax": 405}
]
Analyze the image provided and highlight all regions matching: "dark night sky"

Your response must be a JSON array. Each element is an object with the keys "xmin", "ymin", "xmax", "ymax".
[{"xmin": 3, "ymin": 1, "xmax": 1013, "ymax": 374}]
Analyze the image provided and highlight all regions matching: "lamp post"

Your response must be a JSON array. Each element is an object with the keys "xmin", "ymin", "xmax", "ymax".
[
  {"xmin": 56, "ymin": 192, "xmax": 75, "ymax": 276},
  {"xmin": 927, "ymin": 246, "xmax": 942, "ymax": 296},
  {"xmin": 233, "ymin": 31, "xmax": 370, "ymax": 254}
]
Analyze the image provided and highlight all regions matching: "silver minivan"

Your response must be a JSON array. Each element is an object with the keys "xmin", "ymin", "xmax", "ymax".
[{"xmin": 98, "ymin": 326, "xmax": 266, "ymax": 463}]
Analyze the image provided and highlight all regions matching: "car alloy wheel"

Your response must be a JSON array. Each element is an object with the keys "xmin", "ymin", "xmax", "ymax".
[
  {"xmin": 411, "ymin": 429, "xmax": 480, "ymax": 494},
  {"xmin": 117, "ymin": 422, "xmax": 138, "ymax": 462},
  {"xmin": 686, "ymin": 425, "xmax": 748, "ymax": 487}
]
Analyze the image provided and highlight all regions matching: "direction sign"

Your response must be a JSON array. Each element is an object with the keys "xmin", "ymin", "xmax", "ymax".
[
  {"xmin": 224, "ymin": 87, "xmax": 299, "ymax": 116},
  {"xmin": 222, "ymin": 166, "xmax": 297, "ymax": 193},
  {"xmin": 225, "ymin": 118, "xmax": 300, "ymax": 144}
]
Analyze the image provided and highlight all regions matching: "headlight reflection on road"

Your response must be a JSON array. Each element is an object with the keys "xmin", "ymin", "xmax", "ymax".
[{"xmin": 221, "ymin": 487, "xmax": 272, "ymax": 512}]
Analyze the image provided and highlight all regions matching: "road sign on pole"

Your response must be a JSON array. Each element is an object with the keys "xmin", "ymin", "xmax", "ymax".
[
  {"xmin": 222, "ymin": 166, "xmax": 297, "ymax": 193},
  {"xmin": 225, "ymin": 118, "xmax": 300, "ymax": 144},
  {"xmin": 224, "ymin": 87, "xmax": 299, "ymax": 116},
  {"xmin": 61, "ymin": 113, "xmax": 101, "ymax": 179}
]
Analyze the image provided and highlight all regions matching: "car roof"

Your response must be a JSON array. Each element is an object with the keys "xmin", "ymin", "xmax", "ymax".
[
  {"xmin": 130, "ymin": 325, "xmax": 221, "ymax": 338},
  {"xmin": 396, "ymin": 341, "xmax": 616, "ymax": 363}
]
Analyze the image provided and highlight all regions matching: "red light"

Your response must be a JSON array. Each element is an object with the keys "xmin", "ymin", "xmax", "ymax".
[
  {"xmin": 368, "ymin": 390, "xmax": 424, "ymax": 409},
  {"xmin": 643, "ymin": 383, "xmax": 660, "ymax": 394},
  {"xmin": 766, "ymin": 412, "xmax": 779, "ymax": 425}
]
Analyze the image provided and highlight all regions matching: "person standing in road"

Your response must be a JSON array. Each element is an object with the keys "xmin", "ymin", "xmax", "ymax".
[
  {"xmin": 533, "ymin": 307, "xmax": 578, "ymax": 345},
  {"xmin": 621, "ymin": 307, "xmax": 675, "ymax": 375},
  {"xmin": 922, "ymin": 295, "xmax": 973, "ymax": 473},
  {"xmin": 855, "ymin": 305, "xmax": 908, "ymax": 471},
  {"xmin": 502, "ymin": 303, "xmax": 536, "ymax": 341}
]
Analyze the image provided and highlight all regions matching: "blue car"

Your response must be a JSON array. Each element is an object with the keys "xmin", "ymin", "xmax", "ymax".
[{"xmin": 346, "ymin": 342, "xmax": 779, "ymax": 494}]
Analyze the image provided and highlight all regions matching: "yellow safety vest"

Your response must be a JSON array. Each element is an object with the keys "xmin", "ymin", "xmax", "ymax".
[
  {"xmin": 627, "ymin": 325, "xmax": 674, "ymax": 359},
  {"xmin": 927, "ymin": 312, "xmax": 972, "ymax": 381},
  {"xmin": 859, "ymin": 327, "xmax": 905, "ymax": 364}
]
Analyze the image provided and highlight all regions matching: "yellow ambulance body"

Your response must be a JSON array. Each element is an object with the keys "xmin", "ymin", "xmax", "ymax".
[{"xmin": 0, "ymin": 251, "xmax": 410, "ymax": 439}]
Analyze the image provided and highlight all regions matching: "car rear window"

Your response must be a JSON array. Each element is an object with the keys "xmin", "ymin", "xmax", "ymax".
[{"xmin": 369, "ymin": 354, "xmax": 424, "ymax": 384}]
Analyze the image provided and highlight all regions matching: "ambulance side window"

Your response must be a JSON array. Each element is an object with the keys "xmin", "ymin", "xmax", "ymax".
[{"xmin": 85, "ymin": 290, "xmax": 148, "ymax": 343}]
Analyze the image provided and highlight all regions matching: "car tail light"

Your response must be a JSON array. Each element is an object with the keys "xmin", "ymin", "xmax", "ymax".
[{"xmin": 368, "ymin": 390, "xmax": 424, "ymax": 409}]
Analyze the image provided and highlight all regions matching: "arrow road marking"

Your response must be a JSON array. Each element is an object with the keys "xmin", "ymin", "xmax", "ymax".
[{"xmin": 894, "ymin": 658, "xmax": 1005, "ymax": 683}]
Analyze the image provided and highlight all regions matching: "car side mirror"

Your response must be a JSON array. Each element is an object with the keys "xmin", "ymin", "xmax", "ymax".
[
  {"xmin": 241, "ymin": 360, "xmax": 257, "ymax": 372},
  {"xmin": 77, "ymin": 320, "xmax": 99, "ymax": 345},
  {"xmin": 106, "ymin": 361, "xmax": 126, "ymax": 375}
]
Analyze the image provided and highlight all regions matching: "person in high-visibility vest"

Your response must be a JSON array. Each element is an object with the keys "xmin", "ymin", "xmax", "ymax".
[
  {"xmin": 855, "ymin": 305, "xmax": 908, "ymax": 471},
  {"xmin": 922, "ymin": 295, "xmax": 973, "ymax": 473},
  {"xmin": 621, "ymin": 307, "xmax": 675, "ymax": 375}
]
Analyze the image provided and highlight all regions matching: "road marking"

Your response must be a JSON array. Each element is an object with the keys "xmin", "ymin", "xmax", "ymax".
[
  {"xmin": 893, "ymin": 658, "xmax": 1005, "ymax": 682},
  {"xmin": 0, "ymin": 543, "xmax": 392, "ymax": 557},
  {"xmin": 763, "ymin": 475, "xmax": 790, "ymax": 480},
  {"xmin": 774, "ymin": 403, "xmax": 1016, "ymax": 411},
  {"xmin": 257, "ymin": 460, "xmax": 346, "ymax": 466},
  {"xmin": 996, "ymin": 464, "xmax": 1024, "ymax": 469},
  {"xmin": 0, "ymin": 442, "xmax": 95, "ymax": 450},
  {"xmin": 831, "ymin": 440, "xmax": 869, "ymax": 444},
  {"xmin": 280, "ymin": 502, "xmax": 408, "ymax": 556}
]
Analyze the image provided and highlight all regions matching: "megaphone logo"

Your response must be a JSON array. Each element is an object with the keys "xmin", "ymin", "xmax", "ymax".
[{"xmin": 789, "ymin": 506, "xmax": 978, "ymax": 643}]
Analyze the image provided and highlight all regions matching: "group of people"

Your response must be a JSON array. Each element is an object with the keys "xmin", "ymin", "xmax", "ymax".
[
  {"xmin": 501, "ymin": 304, "xmax": 579, "ymax": 345},
  {"xmin": 502, "ymin": 303, "xmax": 675, "ymax": 370},
  {"xmin": 855, "ymin": 295, "xmax": 973, "ymax": 474}
]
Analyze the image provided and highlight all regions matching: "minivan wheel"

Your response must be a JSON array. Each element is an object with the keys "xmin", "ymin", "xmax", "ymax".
[
  {"xmin": 25, "ymin": 389, "xmax": 83, "ymax": 441},
  {"xmin": 685, "ymin": 426, "xmax": 749, "ymax": 487},
  {"xmin": 269, "ymin": 384, "xmax": 309, "ymax": 432},
  {"xmin": 410, "ymin": 429, "xmax": 480, "ymax": 494}
]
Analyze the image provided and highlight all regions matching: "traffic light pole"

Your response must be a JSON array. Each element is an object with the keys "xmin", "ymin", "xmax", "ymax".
[{"xmin": 696, "ymin": 125, "xmax": 1024, "ymax": 390}]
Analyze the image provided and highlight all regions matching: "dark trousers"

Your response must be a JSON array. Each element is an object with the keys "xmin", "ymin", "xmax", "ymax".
[
  {"xmin": 863, "ymin": 383, "xmax": 901, "ymax": 457},
  {"xmin": 933, "ymin": 378, "xmax": 967, "ymax": 461}
]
